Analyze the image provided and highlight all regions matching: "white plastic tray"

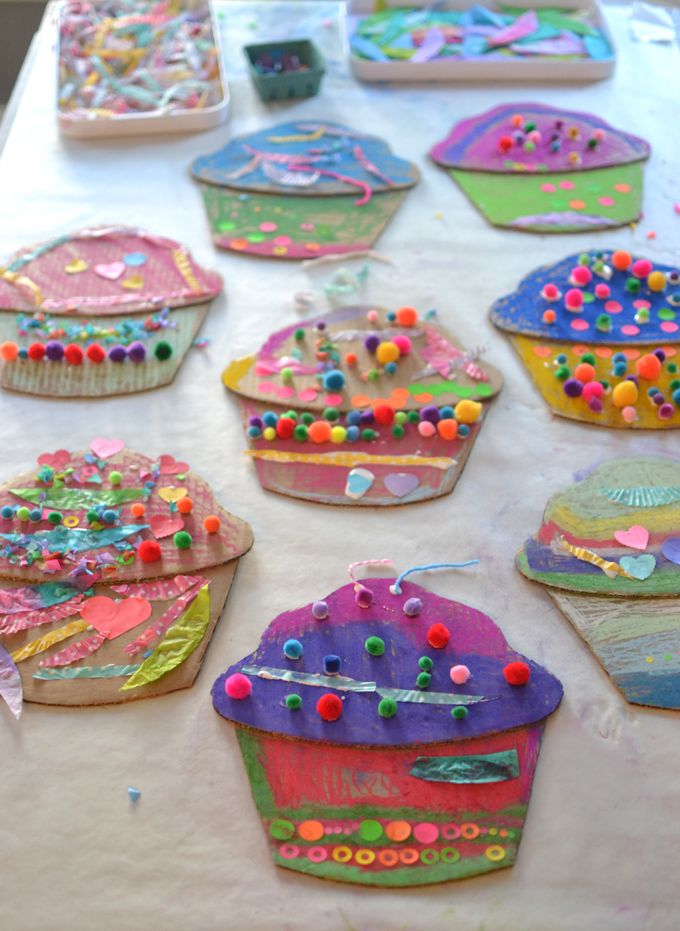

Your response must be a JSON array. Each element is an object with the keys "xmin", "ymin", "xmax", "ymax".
[
  {"xmin": 344, "ymin": 0, "xmax": 617, "ymax": 82},
  {"xmin": 56, "ymin": 1, "xmax": 230, "ymax": 138}
]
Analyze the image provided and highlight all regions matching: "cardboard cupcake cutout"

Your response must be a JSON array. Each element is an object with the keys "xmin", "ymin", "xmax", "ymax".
[
  {"xmin": 491, "ymin": 249, "xmax": 680, "ymax": 429},
  {"xmin": 430, "ymin": 104, "xmax": 650, "ymax": 233},
  {"xmin": 517, "ymin": 458, "xmax": 680, "ymax": 710},
  {"xmin": 0, "ymin": 226, "xmax": 222, "ymax": 398},
  {"xmin": 223, "ymin": 304, "xmax": 502, "ymax": 506},
  {"xmin": 191, "ymin": 122, "xmax": 420, "ymax": 259},
  {"xmin": 0, "ymin": 440, "xmax": 252, "ymax": 710},
  {"xmin": 212, "ymin": 563, "xmax": 563, "ymax": 887}
]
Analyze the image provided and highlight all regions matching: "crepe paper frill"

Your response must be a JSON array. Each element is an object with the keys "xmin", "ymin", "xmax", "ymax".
[
  {"xmin": 0, "ymin": 226, "xmax": 222, "ymax": 398},
  {"xmin": 223, "ymin": 303, "xmax": 503, "ymax": 506},
  {"xmin": 0, "ymin": 441, "xmax": 252, "ymax": 707},
  {"xmin": 212, "ymin": 576, "xmax": 562, "ymax": 887},
  {"xmin": 517, "ymin": 457, "xmax": 680, "ymax": 709},
  {"xmin": 490, "ymin": 249, "xmax": 680, "ymax": 429},
  {"xmin": 191, "ymin": 121, "xmax": 420, "ymax": 259},
  {"xmin": 430, "ymin": 104, "xmax": 649, "ymax": 233}
]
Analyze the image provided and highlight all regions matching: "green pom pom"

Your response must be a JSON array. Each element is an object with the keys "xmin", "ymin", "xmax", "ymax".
[
  {"xmin": 451, "ymin": 706, "xmax": 468, "ymax": 720},
  {"xmin": 361, "ymin": 428, "xmax": 377, "ymax": 441},
  {"xmin": 294, "ymin": 328, "xmax": 306, "ymax": 342},
  {"xmin": 109, "ymin": 470, "xmax": 122, "ymax": 486},
  {"xmin": 625, "ymin": 277, "xmax": 641, "ymax": 294},
  {"xmin": 47, "ymin": 512, "xmax": 63, "ymax": 525},
  {"xmin": 173, "ymin": 530, "xmax": 192, "ymax": 549},
  {"xmin": 394, "ymin": 411, "xmax": 408, "ymax": 425},
  {"xmin": 300, "ymin": 412, "xmax": 314, "ymax": 426},
  {"xmin": 378, "ymin": 697, "xmax": 397, "ymax": 718},
  {"xmin": 578, "ymin": 252, "xmax": 591, "ymax": 266},
  {"xmin": 86, "ymin": 509, "xmax": 100, "ymax": 524},
  {"xmin": 367, "ymin": 369, "xmax": 379, "ymax": 382},
  {"xmin": 407, "ymin": 411, "xmax": 420, "ymax": 423},
  {"xmin": 418, "ymin": 656, "xmax": 433, "ymax": 672},
  {"xmin": 16, "ymin": 506, "xmax": 31, "ymax": 521},
  {"xmin": 285, "ymin": 694, "xmax": 302, "ymax": 710},
  {"xmin": 365, "ymin": 636, "xmax": 385, "ymax": 656},
  {"xmin": 392, "ymin": 424, "xmax": 405, "ymax": 438},
  {"xmin": 416, "ymin": 671, "xmax": 431, "ymax": 689},
  {"xmin": 154, "ymin": 341, "xmax": 173, "ymax": 361},
  {"xmin": 323, "ymin": 407, "xmax": 339, "ymax": 422},
  {"xmin": 580, "ymin": 353, "xmax": 596, "ymax": 365},
  {"xmin": 284, "ymin": 410, "xmax": 298, "ymax": 421},
  {"xmin": 293, "ymin": 425, "xmax": 308, "ymax": 441},
  {"xmin": 555, "ymin": 365, "xmax": 571, "ymax": 381},
  {"xmin": 281, "ymin": 367, "xmax": 293, "ymax": 382}
]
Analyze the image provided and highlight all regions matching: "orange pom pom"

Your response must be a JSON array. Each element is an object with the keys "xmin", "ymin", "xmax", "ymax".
[
  {"xmin": 395, "ymin": 306, "xmax": 418, "ymax": 327},
  {"xmin": 177, "ymin": 496, "xmax": 193, "ymax": 515},
  {"xmin": 636, "ymin": 353, "xmax": 662, "ymax": 381},
  {"xmin": 542, "ymin": 310, "xmax": 557, "ymax": 324},
  {"xmin": 0, "ymin": 341, "xmax": 19, "ymax": 361},
  {"xmin": 203, "ymin": 515, "xmax": 221, "ymax": 534},
  {"xmin": 574, "ymin": 362, "xmax": 596, "ymax": 383},
  {"xmin": 373, "ymin": 403, "xmax": 394, "ymax": 426},
  {"xmin": 436, "ymin": 418, "xmax": 458, "ymax": 441},
  {"xmin": 611, "ymin": 250, "xmax": 632, "ymax": 271},
  {"xmin": 130, "ymin": 503, "xmax": 145, "ymax": 518},
  {"xmin": 345, "ymin": 352, "xmax": 358, "ymax": 367},
  {"xmin": 308, "ymin": 421, "xmax": 332, "ymax": 444}
]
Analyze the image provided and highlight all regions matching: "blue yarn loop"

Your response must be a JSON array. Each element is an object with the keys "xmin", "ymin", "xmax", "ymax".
[{"xmin": 390, "ymin": 561, "xmax": 479, "ymax": 595}]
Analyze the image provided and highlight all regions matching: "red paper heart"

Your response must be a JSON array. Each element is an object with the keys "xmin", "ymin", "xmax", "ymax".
[
  {"xmin": 37, "ymin": 449, "xmax": 71, "ymax": 470},
  {"xmin": 159, "ymin": 454, "xmax": 189, "ymax": 475},
  {"xmin": 149, "ymin": 514, "xmax": 185, "ymax": 539},
  {"xmin": 81, "ymin": 596, "xmax": 152, "ymax": 640}
]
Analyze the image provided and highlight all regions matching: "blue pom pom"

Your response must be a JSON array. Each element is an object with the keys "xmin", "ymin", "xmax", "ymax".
[
  {"xmin": 613, "ymin": 362, "xmax": 627, "ymax": 377},
  {"xmin": 386, "ymin": 311, "xmax": 396, "ymax": 322},
  {"xmin": 323, "ymin": 654, "xmax": 341, "ymax": 674},
  {"xmin": 102, "ymin": 509, "xmax": 117, "ymax": 524},
  {"xmin": 439, "ymin": 406, "xmax": 454, "ymax": 419},
  {"xmin": 262, "ymin": 411, "xmax": 278, "ymax": 427},
  {"xmin": 458, "ymin": 424, "xmax": 470, "ymax": 438},
  {"xmin": 29, "ymin": 509, "xmax": 42, "ymax": 522},
  {"xmin": 346, "ymin": 426, "xmax": 360, "ymax": 442},
  {"xmin": 346, "ymin": 411, "xmax": 361, "ymax": 427},
  {"xmin": 1, "ymin": 506, "xmax": 14, "ymax": 519},
  {"xmin": 247, "ymin": 426, "xmax": 262, "ymax": 438},
  {"xmin": 672, "ymin": 389, "xmax": 680, "ymax": 405},
  {"xmin": 283, "ymin": 638, "xmax": 304, "ymax": 660},
  {"xmin": 323, "ymin": 369, "xmax": 345, "ymax": 391},
  {"xmin": 384, "ymin": 362, "xmax": 397, "ymax": 374},
  {"xmin": 613, "ymin": 352, "xmax": 626, "ymax": 362}
]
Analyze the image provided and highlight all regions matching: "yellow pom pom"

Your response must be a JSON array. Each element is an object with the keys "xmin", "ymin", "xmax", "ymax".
[
  {"xmin": 263, "ymin": 427, "xmax": 276, "ymax": 441},
  {"xmin": 375, "ymin": 341, "xmax": 400, "ymax": 365},
  {"xmin": 454, "ymin": 399, "xmax": 482, "ymax": 424},
  {"xmin": 647, "ymin": 271, "xmax": 666, "ymax": 292},
  {"xmin": 330, "ymin": 426, "xmax": 347, "ymax": 444},
  {"xmin": 612, "ymin": 380, "xmax": 639, "ymax": 408}
]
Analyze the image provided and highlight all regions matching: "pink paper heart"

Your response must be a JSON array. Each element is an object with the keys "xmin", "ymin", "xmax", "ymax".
[
  {"xmin": 90, "ymin": 438, "xmax": 125, "ymax": 459},
  {"xmin": 37, "ymin": 449, "xmax": 71, "ymax": 470},
  {"xmin": 158, "ymin": 454, "xmax": 189, "ymax": 475},
  {"xmin": 94, "ymin": 261, "xmax": 126, "ymax": 281},
  {"xmin": 149, "ymin": 515, "xmax": 185, "ymax": 539},
  {"xmin": 81, "ymin": 596, "xmax": 152, "ymax": 640},
  {"xmin": 614, "ymin": 525, "xmax": 649, "ymax": 551}
]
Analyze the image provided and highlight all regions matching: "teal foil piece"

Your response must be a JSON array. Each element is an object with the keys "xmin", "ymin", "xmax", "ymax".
[
  {"xmin": 33, "ymin": 664, "xmax": 140, "ymax": 680},
  {"xmin": 0, "ymin": 524, "xmax": 147, "ymax": 554},
  {"xmin": 410, "ymin": 749, "xmax": 520, "ymax": 784},
  {"xmin": 599, "ymin": 486, "xmax": 680, "ymax": 507},
  {"xmin": 9, "ymin": 487, "xmax": 145, "ymax": 509},
  {"xmin": 242, "ymin": 664, "xmax": 376, "ymax": 692},
  {"xmin": 377, "ymin": 686, "xmax": 489, "ymax": 705}
]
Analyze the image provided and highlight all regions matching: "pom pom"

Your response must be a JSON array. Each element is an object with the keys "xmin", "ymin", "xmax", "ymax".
[
  {"xmin": 45, "ymin": 341, "xmax": 65, "ymax": 362},
  {"xmin": 594, "ymin": 283, "xmax": 611, "ymax": 299},
  {"xmin": 364, "ymin": 334, "xmax": 380, "ymax": 353},
  {"xmin": 392, "ymin": 335, "xmax": 411, "ymax": 355},
  {"xmin": 450, "ymin": 664, "xmax": 471, "ymax": 685},
  {"xmin": 177, "ymin": 497, "xmax": 193, "ymax": 514},
  {"xmin": 373, "ymin": 403, "xmax": 395, "ymax": 426},
  {"xmin": 283, "ymin": 639, "xmax": 304, "ymax": 660},
  {"xmin": 503, "ymin": 661, "xmax": 531, "ymax": 686},
  {"xmin": 451, "ymin": 706, "xmax": 468, "ymax": 720},
  {"xmin": 312, "ymin": 600, "xmax": 329, "ymax": 620},
  {"xmin": 542, "ymin": 283, "xmax": 559, "ymax": 301},
  {"xmin": 416, "ymin": 671, "xmax": 431, "ymax": 689},
  {"xmin": 308, "ymin": 421, "xmax": 332, "ymax": 444},
  {"xmin": 418, "ymin": 421, "xmax": 436, "ymax": 438},
  {"xmin": 454, "ymin": 400, "xmax": 482, "ymax": 424},
  {"xmin": 109, "ymin": 345, "xmax": 127, "ymax": 363},
  {"xmin": 564, "ymin": 288, "xmax": 583, "ymax": 311},
  {"xmin": 128, "ymin": 341, "xmax": 146, "ymax": 363},
  {"xmin": 631, "ymin": 258, "xmax": 652, "ymax": 278},
  {"xmin": 573, "ymin": 362, "xmax": 595, "ymax": 383},
  {"xmin": 571, "ymin": 266, "xmax": 592, "ymax": 286},
  {"xmin": 225, "ymin": 673, "xmax": 252, "ymax": 700},
  {"xmin": 203, "ymin": 515, "xmax": 221, "ymax": 533},
  {"xmin": 131, "ymin": 503, "xmax": 145, "ymax": 518},
  {"xmin": 403, "ymin": 597, "xmax": 422, "ymax": 616},
  {"xmin": 0, "ymin": 341, "xmax": 19, "ymax": 361},
  {"xmin": 612, "ymin": 380, "xmax": 639, "ymax": 408},
  {"xmin": 138, "ymin": 540, "xmax": 162, "ymax": 562},
  {"xmin": 28, "ymin": 343, "xmax": 46, "ymax": 361},
  {"xmin": 323, "ymin": 369, "xmax": 345, "ymax": 391},
  {"xmin": 355, "ymin": 587, "xmax": 373, "ymax": 608},
  {"xmin": 345, "ymin": 352, "xmax": 358, "ymax": 366},
  {"xmin": 418, "ymin": 656, "xmax": 433, "ymax": 672},
  {"xmin": 86, "ymin": 344, "xmax": 106, "ymax": 363},
  {"xmin": 323, "ymin": 654, "xmax": 341, "ymax": 674},
  {"xmin": 285, "ymin": 693, "xmax": 302, "ymax": 709},
  {"xmin": 154, "ymin": 341, "xmax": 173, "ymax": 361},
  {"xmin": 16, "ymin": 506, "xmax": 30, "ymax": 521},
  {"xmin": 636, "ymin": 353, "xmax": 662, "ymax": 381},
  {"xmin": 427, "ymin": 623, "xmax": 450, "ymax": 649},
  {"xmin": 376, "ymin": 341, "xmax": 400, "ymax": 365},
  {"xmin": 316, "ymin": 693, "xmax": 343, "ymax": 721},
  {"xmin": 395, "ymin": 306, "xmax": 418, "ymax": 327},
  {"xmin": 276, "ymin": 417, "xmax": 296, "ymax": 439},
  {"xmin": 109, "ymin": 470, "xmax": 122, "ymax": 486},
  {"xmin": 611, "ymin": 250, "xmax": 632, "ymax": 271},
  {"xmin": 173, "ymin": 531, "xmax": 192, "ymax": 549},
  {"xmin": 437, "ymin": 419, "xmax": 458, "ymax": 440},
  {"xmin": 378, "ymin": 697, "xmax": 397, "ymax": 718},
  {"xmin": 365, "ymin": 636, "xmax": 385, "ymax": 656}
]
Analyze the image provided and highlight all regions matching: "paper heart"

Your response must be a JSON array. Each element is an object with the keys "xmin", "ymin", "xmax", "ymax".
[
  {"xmin": 37, "ymin": 449, "xmax": 71, "ymax": 470},
  {"xmin": 384, "ymin": 472, "xmax": 420, "ymax": 498},
  {"xmin": 620, "ymin": 554, "xmax": 657, "ymax": 581},
  {"xmin": 614, "ymin": 525, "xmax": 649, "ymax": 551},
  {"xmin": 149, "ymin": 515, "xmax": 185, "ymax": 539},
  {"xmin": 123, "ymin": 252, "xmax": 147, "ymax": 267},
  {"xmin": 345, "ymin": 468, "xmax": 374, "ymax": 500},
  {"xmin": 121, "ymin": 275, "xmax": 144, "ymax": 290},
  {"xmin": 91, "ymin": 438, "xmax": 125, "ymax": 460},
  {"xmin": 64, "ymin": 259, "xmax": 88, "ymax": 274},
  {"xmin": 661, "ymin": 537, "xmax": 680, "ymax": 565},
  {"xmin": 94, "ymin": 261, "xmax": 126, "ymax": 281},
  {"xmin": 81, "ymin": 596, "xmax": 152, "ymax": 640},
  {"xmin": 158, "ymin": 486, "xmax": 188, "ymax": 504},
  {"xmin": 158, "ymin": 454, "xmax": 189, "ymax": 475}
]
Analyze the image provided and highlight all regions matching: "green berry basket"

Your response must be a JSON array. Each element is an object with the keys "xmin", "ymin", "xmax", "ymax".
[{"xmin": 244, "ymin": 40, "xmax": 325, "ymax": 102}]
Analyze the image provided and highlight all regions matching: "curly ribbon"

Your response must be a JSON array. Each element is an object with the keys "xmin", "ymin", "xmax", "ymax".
[
  {"xmin": 390, "ymin": 561, "xmax": 479, "ymax": 595},
  {"xmin": 0, "ymin": 595, "xmax": 88, "ymax": 636},
  {"xmin": 558, "ymin": 536, "xmax": 634, "ymax": 579},
  {"xmin": 11, "ymin": 618, "xmax": 90, "ymax": 663},
  {"xmin": 123, "ymin": 578, "xmax": 206, "ymax": 656},
  {"xmin": 353, "ymin": 144, "xmax": 395, "ymax": 186}
]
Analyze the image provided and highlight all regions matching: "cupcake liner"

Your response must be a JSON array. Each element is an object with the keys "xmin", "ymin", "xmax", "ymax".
[
  {"xmin": 200, "ymin": 184, "xmax": 409, "ymax": 260},
  {"xmin": 235, "ymin": 724, "xmax": 544, "ymax": 887}
]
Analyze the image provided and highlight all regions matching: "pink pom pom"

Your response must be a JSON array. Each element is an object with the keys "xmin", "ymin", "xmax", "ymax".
[
  {"xmin": 225, "ymin": 673, "xmax": 252, "ymax": 700},
  {"xmin": 565, "ymin": 288, "xmax": 584, "ymax": 311},
  {"xmin": 392, "ymin": 335, "xmax": 412, "ymax": 356},
  {"xmin": 542, "ymin": 283, "xmax": 559, "ymax": 301},
  {"xmin": 417, "ymin": 421, "xmax": 436, "ymax": 438},
  {"xmin": 571, "ymin": 266, "xmax": 592, "ymax": 286},
  {"xmin": 582, "ymin": 381, "xmax": 604, "ymax": 402},
  {"xmin": 367, "ymin": 309, "xmax": 379, "ymax": 324},
  {"xmin": 450, "ymin": 664, "xmax": 471, "ymax": 685},
  {"xmin": 594, "ymin": 283, "xmax": 611, "ymax": 299},
  {"xmin": 622, "ymin": 406, "xmax": 637, "ymax": 423},
  {"xmin": 632, "ymin": 259, "xmax": 652, "ymax": 278}
]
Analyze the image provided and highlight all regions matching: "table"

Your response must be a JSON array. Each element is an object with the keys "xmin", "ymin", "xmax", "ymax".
[{"xmin": 1, "ymin": 4, "xmax": 679, "ymax": 930}]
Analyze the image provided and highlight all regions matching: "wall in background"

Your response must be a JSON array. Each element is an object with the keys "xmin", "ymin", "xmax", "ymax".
[{"xmin": 0, "ymin": 2, "xmax": 47, "ymax": 102}]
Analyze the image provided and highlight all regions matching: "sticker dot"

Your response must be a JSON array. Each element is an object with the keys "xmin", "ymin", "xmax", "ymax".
[
  {"xmin": 259, "ymin": 221, "xmax": 278, "ymax": 233},
  {"xmin": 354, "ymin": 849, "xmax": 376, "ymax": 866},
  {"xmin": 229, "ymin": 238, "xmax": 249, "ymax": 251},
  {"xmin": 570, "ymin": 319, "xmax": 590, "ymax": 331},
  {"xmin": 569, "ymin": 199, "xmax": 586, "ymax": 210},
  {"xmin": 358, "ymin": 820, "xmax": 384, "ymax": 842},
  {"xmin": 540, "ymin": 183, "xmax": 557, "ymax": 193},
  {"xmin": 559, "ymin": 180, "xmax": 575, "ymax": 190},
  {"xmin": 621, "ymin": 324, "xmax": 640, "ymax": 336},
  {"xmin": 274, "ymin": 235, "xmax": 292, "ymax": 246},
  {"xmin": 604, "ymin": 300, "xmax": 623, "ymax": 314},
  {"xmin": 633, "ymin": 300, "xmax": 651, "ymax": 309},
  {"xmin": 385, "ymin": 820, "xmax": 412, "ymax": 842},
  {"xmin": 332, "ymin": 846, "xmax": 352, "ymax": 863},
  {"xmin": 377, "ymin": 849, "xmax": 399, "ymax": 867},
  {"xmin": 413, "ymin": 822, "xmax": 439, "ymax": 844},
  {"xmin": 270, "ymin": 819, "xmax": 295, "ymax": 840},
  {"xmin": 533, "ymin": 345, "xmax": 553, "ymax": 358},
  {"xmin": 614, "ymin": 183, "xmax": 631, "ymax": 193},
  {"xmin": 441, "ymin": 847, "xmax": 461, "ymax": 863},
  {"xmin": 300, "ymin": 222, "xmax": 316, "ymax": 231},
  {"xmin": 485, "ymin": 845, "xmax": 506, "ymax": 862},
  {"xmin": 399, "ymin": 849, "xmax": 419, "ymax": 865},
  {"xmin": 278, "ymin": 843, "xmax": 299, "ymax": 860},
  {"xmin": 595, "ymin": 347, "xmax": 613, "ymax": 358},
  {"xmin": 441, "ymin": 824, "xmax": 461, "ymax": 840},
  {"xmin": 272, "ymin": 246, "xmax": 288, "ymax": 256},
  {"xmin": 661, "ymin": 321, "xmax": 679, "ymax": 333},
  {"xmin": 307, "ymin": 847, "xmax": 327, "ymax": 863},
  {"xmin": 624, "ymin": 349, "xmax": 641, "ymax": 360},
  {"xmin": 598, "ymin": 196, "xmax": 615, "ymax": 206},
  {"xmin": 298, "ymin": 820, "xmax": 324, "ymax": 842},
  {"xmin": 420, "ymin": 849, "xmax": 440, "ymax": 865},
  {"xmin": 460, "ymin": 822, "xmax": 480, "ymax": 840}
]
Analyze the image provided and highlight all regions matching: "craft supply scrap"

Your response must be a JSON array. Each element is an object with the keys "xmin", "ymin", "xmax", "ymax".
[
  {"xmin": 223, "ymin": 304, "xmax": 503, "ymax": 506},
  {"xmin": 58, "ymin": 0, "xmax": 223, "ymax": 120},
  {"xmin": 349, "ymin": 6, "xmax": 613, "ymax": 64},
  {"xmin": 191, "ymin": 121, "xmax": 420, "ymax": 259},
  {"xmin": 0, "ymin": 226, "xmax": 222, "ymax": 398},
  {"xmin": 517, "ymin": 458, "xmax": 680, "ymax": 710},
  {"xmin": 490, "ymin": 249, "xmax": 680, "ymax": 428},
  {"xmin": 0, "ymin": 440, "xmax": 252, "ymax": 711},
  {"xmin": 430, "ymin": 104, "xmax": 649, "ymax": 232},
  {"xmin": 213, "ymin": 562, "xmax": 563, "ymax": 887}
]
